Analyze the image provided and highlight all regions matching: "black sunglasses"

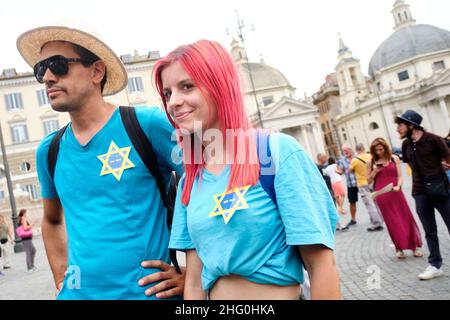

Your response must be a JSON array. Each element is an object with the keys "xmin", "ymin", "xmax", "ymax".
[{"xmin": 33, "ymin": 55, "xmax": 95, "ymax": 83}]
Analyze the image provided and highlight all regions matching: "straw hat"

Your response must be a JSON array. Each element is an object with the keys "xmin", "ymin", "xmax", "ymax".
[{"xmin": 16, "ymin": 21, "xmax": 127, "ymax": 96}]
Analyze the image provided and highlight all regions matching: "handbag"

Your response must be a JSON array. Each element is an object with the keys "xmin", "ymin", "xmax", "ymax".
[
  {"xmin": 423, "ymin": 175, "xmax": 449, "ymax": 201},
  {"xmin": 16, "ymin": 225, "xmax": 33, "ymax": 239},
  {"xmin": 412, "ymin": 144, "xmax": 449, "ymax": 200}
]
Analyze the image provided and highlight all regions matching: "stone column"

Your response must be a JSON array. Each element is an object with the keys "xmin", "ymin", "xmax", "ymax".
[
  {"xmin": 312, "ymin": 123, "xmax": 326, "ymax": 155},
  {"xmin": 420, "ymin": 103, "xmax": 433, "ymax": 132},
  {"xmin": 359, "ymin": 116, "xmax": 370, "ymax": 148},
  {"xmin": 344, "ymin": 69, "xmax": 354, "ymax": 90},
  {"xmin": 439, "ymin": 97, "xmax": 450, "ymax": 132},
  {"xmin": 300, "ymin": 125, "xmax": 313, "ymax": 157},
  {"xmin": 381, "ymin": 104, "xmax": 400, "ymax": 147}
]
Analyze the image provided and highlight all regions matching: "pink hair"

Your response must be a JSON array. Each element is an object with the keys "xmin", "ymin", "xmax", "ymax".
[{"xmin": 153, "ymin": 39, "xmax": 259, "ymax": 206}]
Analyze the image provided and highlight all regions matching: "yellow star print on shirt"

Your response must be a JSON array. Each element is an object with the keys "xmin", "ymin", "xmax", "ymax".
[
  {"xmin": 97, "ymin": 141, "xmax": 135, "ymax": 181},
  {"xmin": 209, "ymin": 185, "xmax": 251, "ymax": 224}
]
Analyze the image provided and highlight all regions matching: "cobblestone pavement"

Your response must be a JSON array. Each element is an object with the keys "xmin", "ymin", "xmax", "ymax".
[
  {"xmin": 0, "ymin": 165, "xmax": 449, "ymax": 300},
  {"xmin": 335, "ymin": 165, "xmax": 450, "ymax": 300},
  {"xmin": 335, "ymin": 205, "xmax": 450, "ymax": 300}
]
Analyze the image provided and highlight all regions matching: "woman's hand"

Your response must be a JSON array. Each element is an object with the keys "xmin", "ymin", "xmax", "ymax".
[
  {"xmin": 372, "ymin": 164, "xmax": 382, "ymax": 172},
  {"xmin": 393, "ymin": 186, "xmax": 401, "ymax": 192},
  {"xmin": 371, "ymin": 164, "xmax": 382, "ymax": 177},
  {"xmin": 369, "ymin": 168, "xmax": 380, "ymax": 181}
]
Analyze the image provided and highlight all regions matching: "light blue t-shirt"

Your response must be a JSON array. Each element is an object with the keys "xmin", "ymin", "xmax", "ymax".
[
  {"xmin": 36, "ymin": 106, "xmax": 183, "ymax": 300},
  {"xmin": 169, "ymin": 132, "xmax": 338, "ymax": 291}
]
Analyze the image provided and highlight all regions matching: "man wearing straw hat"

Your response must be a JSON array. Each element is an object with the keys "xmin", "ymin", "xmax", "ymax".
[{"xmin": 17, "ymin": 24, "xmax": 185, "ymax": 299}]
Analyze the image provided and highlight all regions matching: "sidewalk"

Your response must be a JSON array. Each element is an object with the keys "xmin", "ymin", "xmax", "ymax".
[
  {"xmin": 335, "ymin": 201, "xmax": 450, "ymax": 300},
  {"xmin": 0, "ymin": 236, "xmax": 55, "ymax": 300},
  {"xmin": 334, "ymin": 164, "xmax": 450, "ymax": 300}
]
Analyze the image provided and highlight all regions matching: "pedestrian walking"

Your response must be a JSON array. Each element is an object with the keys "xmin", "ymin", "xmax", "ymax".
[
  {"xmin": 17, "ymin": 209, "xmax": 37, "ymax": 272},
  {"xmin": 0, "ymin": 215, "xmax": 14, "ymax": 275},
  {"xmin": 319, "ymin": 155, "xmax": 348, "ymax": 232},
  {"xmin": 367, "ymin": 137, "xmax": 423, "ymax": 259},
  {"xmin": 396, "ymin": 110, "xmax": 450, "ymax": 280},
  {"xmin": 324, "ymin": 157, "xmax": 347, "ymax": 216},
  {"xmin": 317, "ymin": 153, "xmax": 334, "ymax": 198},
  {"xmin": 349, "ymin": 143, "xmax": 384, "ymax": 232},
  {"xmin": 337, "ymin": 145, "xmax": 359, "ymax": 228}
]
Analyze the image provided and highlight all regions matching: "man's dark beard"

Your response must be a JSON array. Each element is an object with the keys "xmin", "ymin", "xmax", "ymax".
[
  {"xmin": 405, "ymin": 127, "xmax": 414, "ymax": 140},
  {"xmin": 51, "ymin": 104, "xmax": 72, "ymax": 112}
]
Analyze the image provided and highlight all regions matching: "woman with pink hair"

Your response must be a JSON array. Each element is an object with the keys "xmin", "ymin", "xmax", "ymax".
[{"xmin": 153, "ymin": 39, "xmax": 340, "ymax": 300}]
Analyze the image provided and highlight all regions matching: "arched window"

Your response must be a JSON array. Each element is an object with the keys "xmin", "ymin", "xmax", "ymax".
[
  {"xmin": 20, "ymin": 162, "xmax": 31, "ymax": 172},
  {"xmin": 369, "ymin": 122, "xmax": 380, "ymax": 131}
]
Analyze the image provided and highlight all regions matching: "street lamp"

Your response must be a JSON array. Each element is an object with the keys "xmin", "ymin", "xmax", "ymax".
[
  {"xmin": 369, "ymin": 64, "xmax": 394, "ymax": 148},
  {"xmin": 231, "ymin": 11, "xmax": 264, "ymax": 128},
  {"xmin": 0, "ymin": 121, "xmax": 24, "ymax": 253}
]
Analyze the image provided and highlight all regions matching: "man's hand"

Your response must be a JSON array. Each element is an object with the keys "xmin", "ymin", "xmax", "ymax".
[
  {"xmin": 138, "ymin": 260, "xmax": 185, "ymax": 299},
  {"xmin": 441, "ymin": 161, "xmax": 450, "ymax": 171},
  {"xmin": 55, "ymin": 270, "xmax": 67, "ymax": 298},
  {"xmin": 55, "ymin": 281, "xmax": 64, "ymax": 297}
]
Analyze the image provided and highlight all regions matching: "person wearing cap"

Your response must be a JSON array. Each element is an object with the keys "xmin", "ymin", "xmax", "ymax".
[
  {"xmin": 396, "ymin": 110, "xmax": 450, "ymax": 281},
  {"xmin": 17, "ymin": 25, "xmax": 185, "ymax": 299}
]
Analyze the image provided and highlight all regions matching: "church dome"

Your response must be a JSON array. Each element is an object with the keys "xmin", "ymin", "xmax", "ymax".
[
  {"xmin": 369, "ymin": 24, "xmax": 450, "ymax": 77},
  {"xmin": 238, "ymin": 62, "xmax": 293, "ymax": 91},
  {"xmin": 230, "ymin": 38, "xmax": 293, "ymax": 91}
]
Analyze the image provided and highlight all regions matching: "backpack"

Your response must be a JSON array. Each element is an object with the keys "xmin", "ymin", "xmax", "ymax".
[
  {"xmin": 47, "ymin": 106, "xmax": 181, "ymax": 274},
  {"xmin": 257, "ymin": 132, "xmax": 310, "ymax": 299},
  {"xmin": 255, "ymin": 132, "xmax": 277, "ymax": 207}
]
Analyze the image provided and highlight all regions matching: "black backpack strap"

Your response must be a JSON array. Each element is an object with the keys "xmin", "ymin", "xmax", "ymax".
[
  {"xmin": 48, "ymin": 125, "xmax": 69, "ymax": 179},
  {"xmin": 119, "ymin": 106, "xmax": 181, "ymax": 274},
  {"xmin": 355, "ymin": 157, "xmax": 366, "ymax": 165},
  {"xmin": 166, "ymin": 171, "xmax": 181, "ymax": 227}
]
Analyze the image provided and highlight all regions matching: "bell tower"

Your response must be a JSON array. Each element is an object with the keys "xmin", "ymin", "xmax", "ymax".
[{"xmin": 392, "ymin": 0, "xmax": 416, "ymax": 30}]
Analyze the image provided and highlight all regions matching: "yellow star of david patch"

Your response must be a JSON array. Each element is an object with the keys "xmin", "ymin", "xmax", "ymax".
[
  {"xmin": 97, "ymin": 141, "xmax": 135, "ymax": 181},
  {"xmin": 209, "ymin": 185, "xmax": 251, "ymax": 224}
]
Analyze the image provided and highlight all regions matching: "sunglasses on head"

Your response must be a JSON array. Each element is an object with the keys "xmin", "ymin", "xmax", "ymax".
[{"xmin": 33, "ymin": 55, "xmax": 95, "ymax": 83}]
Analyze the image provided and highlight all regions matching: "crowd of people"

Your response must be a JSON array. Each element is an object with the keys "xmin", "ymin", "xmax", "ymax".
[
  {"xmin": 317, "ymin": 110, "xmax": 450, "ymax": 280},
  {"xmin": 0, "ymin": 22, "xmax": 448, "ymax": 299}
]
